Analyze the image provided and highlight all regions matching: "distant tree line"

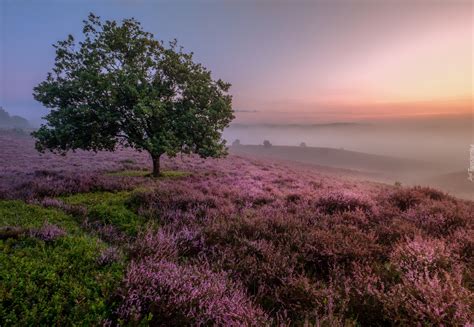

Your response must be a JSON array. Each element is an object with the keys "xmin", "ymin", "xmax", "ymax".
[
  {"xmin": 0, "ymin": 107, "xmax": 30, "ymax": 129},
  {"xmin": 231, "ymin": 139, "xmax": 309, "ymax": 148}
]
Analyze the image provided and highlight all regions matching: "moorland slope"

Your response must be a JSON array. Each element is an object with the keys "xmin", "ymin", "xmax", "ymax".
[{"xmin": 0, "ymin": 132, "xmax": 472, "ymax": 325}]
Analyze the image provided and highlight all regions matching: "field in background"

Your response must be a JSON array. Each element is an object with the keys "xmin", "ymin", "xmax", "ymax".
[{"xmin": 230, "ymin": 144, "xmax": 473, "ymax": 200}]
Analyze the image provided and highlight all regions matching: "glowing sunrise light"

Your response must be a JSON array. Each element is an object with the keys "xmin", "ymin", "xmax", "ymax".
[{"xmin": 333, "ymin": 17, "xmax": 472, "ymax": 109}]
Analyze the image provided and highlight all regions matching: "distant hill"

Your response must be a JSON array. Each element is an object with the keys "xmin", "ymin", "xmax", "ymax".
[
  {"xmin": 229, "ymin": 122, "xmax": 365, "ymax": 129},
  {"xmin": 230, "ymin": 144, "xmax": 473, "ymax": 199},
  {"xmin": 421, "ymin": 171, "xmax": 474, "ymax": 200},
  {"xmin": 230, "ymin": 144, "xmax": 425, "ymax": 174},
  {"xmin": 0, "ymin": 107, "xmax": 30, "ymax": 129}
]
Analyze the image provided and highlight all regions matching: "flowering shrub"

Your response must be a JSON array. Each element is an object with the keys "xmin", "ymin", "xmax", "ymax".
[
  {"xmin": 385, "ymin": 236, "xmax": 472, "ymax": 324},
  {"xmin": 130, "ymin": 229, "xmax": 180, "ymax": 261},
  {"xmin": 381, "ymin": 268, "xmax": 472, "ymax": 325},
  {"xmin": 97, "ymin": 247, "xmax": 121, "ymax": 266},
  {"xmin": 118, "ymin": 259, "xmax": 270, "ymax": 325},
  {"xmin": 387, "ymin": 186, "xmax": 450, "ymax": 212},
  {"xmin": 35, "ymin": 197, "xmax": 65, "ymax": 208},
  {"xmin": 402, "ymin": 199, "xmax": 472, "ymax": 237},
  {"xmin": 129, "ymin": 183, "xmax": 226, "ymax": 225},
  {"xmin": 348, "ymin": 235, "xmax": 472, "ymax": 325},
  {"xmin": 30, "ymin": 222, "xmax": 66, "ymax": 241},
  {"xmin": 0, "ymin": 134, "xmax": 147, "ymax": 200},
  {"xmin": 448, "ymin": 229, "xmax": 474, "ymax": 267},
  {"xmin": 1, "ymin": 170, "xmax": 140, "ymax": 200},
  {"xmin": 390, "ymin": 235, "xmax": 455, "ymax": 274},
  {"xmin": 315, "ymin": 190, "xmax": 376, "ymax": 215}
]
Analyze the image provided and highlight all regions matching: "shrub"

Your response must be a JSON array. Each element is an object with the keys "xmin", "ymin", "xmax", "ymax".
[
  {"xmin": 388, "ymin": 187, "xmax": 425, "ymax": 211},
  {"xmin": 30, "ymin": 222, "xmax": 66, "ymax": 242},
  {"xmin": 388, "ymin": 186, "xmax": 448, "ymax": 212},
  {"xmin": 130, "ymin": 229, "xmax": 180, "ymax": 261},
  {"xmin": 129, "ymin": 183, "xmax": 228, "ymax": 225},
  {"xmin": 349, "ymin": 236, "xmax": 473, "ymax": 326},
  {"xmin": 390, "ymin": 235, "xmax": 455, "ymax": 274},
  {"xmin": 97, "ymin": 247, "xmax": 122, "ymax": 266},
  {"xmin": 315, "ymin": 190, "xmax": 376, "ymax": 215},
  {"xmin": 402, "ymin": 199, "xmax": 471, "ymax": 237},
  {"xmin": 380, "ymin": 268, "xmax": 472, "ymax": 325},
  {"xmin": 301, "ymin": 225, "xmax": 381, "ymax": 277},
  {"xmin": 117, "ymin": 259, "xmax": 270, "ymax": 325}
]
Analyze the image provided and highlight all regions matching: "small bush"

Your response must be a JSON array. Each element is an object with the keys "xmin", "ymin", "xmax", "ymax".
[
  {"xmin": 30, "ymin": 222, "xmax": 66, "ymax": 242},
  {"xmin": 315, "ymin": 190, "xmax": 376, "ymax": 215},
  {"xmin": 129, "ymin": 184, "xmax": 225, "ymax": 225},
  {"xmin": 390, "ymin": 235, "xmax": 455, "ymax": 274},
  {"xmin": 117, "ymin": 259, "xmax": 270, "ymax": 325},
  {"xmin": 388, "ymin": 186, "xmax": 448, "ymax": 212},
  {"xmin": 97, "ymin": 247, "xmax": 122, "ymax": 266}
]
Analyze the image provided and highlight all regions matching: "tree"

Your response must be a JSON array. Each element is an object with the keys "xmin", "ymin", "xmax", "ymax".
[
  {"xmin": 232, "ymin": 139, "xmax": 240, "ymax": 147},
  {"xmin": 33, "ymin": 13, "xmax": 234, "ymax": 176},
  {"xmin": 299, "ymin": 142, "xmax": 306, "ymax": 147},
  {"xmin": 263, "ymin": 140, "xmax": 272, "ymax": 148}
]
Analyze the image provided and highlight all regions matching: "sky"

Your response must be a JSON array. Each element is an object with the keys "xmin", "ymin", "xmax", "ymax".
[{"xmin": 0, "ymin": 0, "xmax": 472, "ymax": 124}]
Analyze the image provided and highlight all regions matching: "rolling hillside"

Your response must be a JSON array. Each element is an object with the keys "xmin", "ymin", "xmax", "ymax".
[
  {"xmin": 231, "ymin": 144, "xmax": 473, "ymax": 200},
  {"xmin": 0, "ymin": 132, "xmax": 472, "ymax": 325}
]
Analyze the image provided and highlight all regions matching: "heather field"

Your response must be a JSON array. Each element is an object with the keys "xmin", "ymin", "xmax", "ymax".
[{"xmin": 0, "ymin": 131, "xmax": 473, "ymax": 326}]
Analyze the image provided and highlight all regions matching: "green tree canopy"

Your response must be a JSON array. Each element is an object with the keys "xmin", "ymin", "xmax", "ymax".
[{"xmin": 33, "ymin": 13, "xmax": 234, "ymax": 176}]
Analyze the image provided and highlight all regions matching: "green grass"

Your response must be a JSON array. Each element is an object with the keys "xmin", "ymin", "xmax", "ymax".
[
  {"xmin": 61, "ymin": 191, "xmax": 145, "ymax": 236},
  {"xmin": 0, "ymin": 200, "xmax": 124, "ymax": 325},
  {"xmin": 160, "ymin": 170, "xmax": 191, "ymax": 178},
  {"xmin": 0, "ymin": 183, "xmax": 177, "ymax": 324},
  {"xmin": 0, "ymin": 200, "xmax": 79, "ymax": 231},
  {"xmin": 107, "ymin": 169, "xmax": 150, "ymax": 177},
  {"xmin": 107, "ymin": 169, "xmax": 190, "ymax": 178}
]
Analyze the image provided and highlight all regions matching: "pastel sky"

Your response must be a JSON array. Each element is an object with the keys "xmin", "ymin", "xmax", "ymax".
[{"xmin": 0, "ymin": 0, "xmax": 472, "ymax": 124}]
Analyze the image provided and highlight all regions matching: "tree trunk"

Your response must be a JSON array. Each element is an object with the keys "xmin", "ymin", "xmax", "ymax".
[{"xmin": 151, "ymin": 154, "xmax": 161, "ymax": 177}]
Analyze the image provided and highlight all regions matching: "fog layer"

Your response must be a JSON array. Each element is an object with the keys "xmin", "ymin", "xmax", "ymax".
[{"xmin": 225, "ymin": 114, "xmax": 473, "ymax": 199}]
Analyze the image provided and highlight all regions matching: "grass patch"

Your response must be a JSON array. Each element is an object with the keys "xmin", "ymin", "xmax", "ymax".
[
  {"xmin": 61, "ymin": 191, "xmax": 144, "ymax": 235},
  {"xmin": 0, "ymin": 200, "xmax": 79, "ymax": 232},
  {"xmin": 0, "ymin": 200, "xmax": 123, "ymax": 325},
  {"xmin": 107, "ymin": 170, "xmax": 149, "ymax": 177},
  {"xmin": 107, "ymin": 169, "xmax": 190, "ymax": 179},
  {"xmin": 160, "ymin": 170, "xmax": 191, "ymax": 178}
]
